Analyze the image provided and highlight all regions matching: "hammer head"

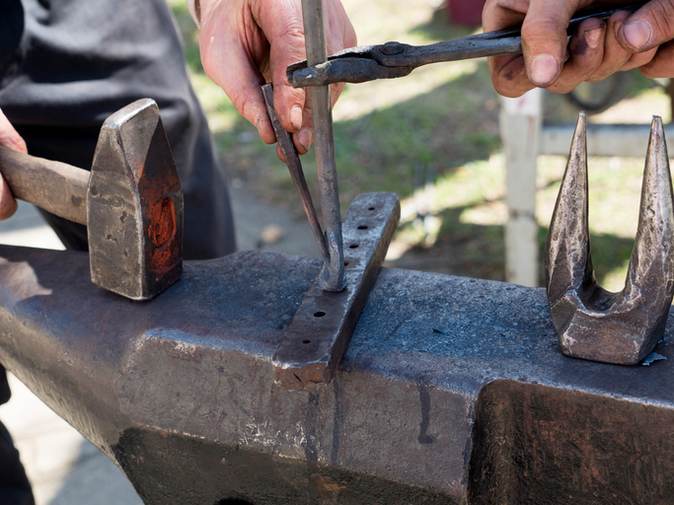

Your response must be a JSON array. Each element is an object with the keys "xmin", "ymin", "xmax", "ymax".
[{"xmin": 87, "ymin": 99, "xmax": 183, "ymax": 301}]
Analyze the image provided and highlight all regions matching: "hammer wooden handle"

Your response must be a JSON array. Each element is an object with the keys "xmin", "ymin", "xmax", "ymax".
[{"xmin": 0, "ymin": 146, "xmax": 89, "ymax": 225}]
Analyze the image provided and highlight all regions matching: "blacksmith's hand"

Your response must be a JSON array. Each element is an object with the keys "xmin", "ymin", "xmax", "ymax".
[
  {"xmin": 194, "ymin": 0, "xmax": 356, "ymax": 156},
  {"xmin": 0, "ymin": 109, "xmax": 24, "ymax": 220},
  {"xmin": 484, "ymin": 0, "xmax": 674, "ymax": 97}
]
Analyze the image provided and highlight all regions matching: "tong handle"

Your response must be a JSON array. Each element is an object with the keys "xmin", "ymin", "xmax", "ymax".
[{"xmin": 376, "ymin": 1, "xmax": 648, "ymax": 68}]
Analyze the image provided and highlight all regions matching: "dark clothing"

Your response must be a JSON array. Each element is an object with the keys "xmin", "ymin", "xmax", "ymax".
[
  {"xmin": 0, "ymin": 366, "xmax": 9, "ymax": 406},
  {"xmin": 0, "ymin": 0, "xmax": 238, "ymax": 497},
  {"xmin": 0, "ymin": 0, "xmax": 237, "ymax": 258},
  {"xmin": 0, "ymin": 422, "xmax": 34, "ymax": 505}
]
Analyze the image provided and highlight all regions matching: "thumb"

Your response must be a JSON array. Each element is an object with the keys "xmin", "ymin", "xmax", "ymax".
[
  {"xmin": 520, "ymin": 0, "xmax": 587, "ymax": 86},
  {"xmin": 0, "ymin": 175, "xmax": 16, "ymax": 220},
  {"xmin": 0, "ymin": 109, "xmax": 23, "ymax": 220},
  {"xmin": 619, "ymin": 0, "xmax": 674, "ymax": 52}
]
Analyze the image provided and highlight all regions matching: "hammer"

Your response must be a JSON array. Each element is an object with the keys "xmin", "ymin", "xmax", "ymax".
[{"xmin": 0, "ymin": 99, "xmax": 183, "ymax": 301}]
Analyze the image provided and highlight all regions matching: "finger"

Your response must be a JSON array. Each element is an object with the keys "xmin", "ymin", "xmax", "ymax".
[
  {"xmin": 490, "ymin": 55, "xmax": 536, "ymax": 97},
  {"xmin": 255, "ymin": 0, "xmax": 308, "ymax": 134},
  {"xmin": 520, "ymin": 0, "xmax": 589, "ymax": 87},
  {"xmin": 276, "ymin": 144, "xmax": 288, "ymax": 163},
  {"xmin": 619, "ymin": 0, "xmax": 674, "ymax": 52},
  {"xmin": 292, "ymin": 80, "xmax": 345, "ymax": 154},
  {"xmin": 622, "ymin": 46, "xmax": 657, "ymax": 71},
  {"xmin": 0, "ymin": 108, "xmax": 27, "ymax": 153},
  {"xmin": 326, "ymin": 0, "xmax": 357, "ymax": 50},
  {"xmin": 199, "ymin": 24, "xmax": 276, "ymax": 144},
  {"xmin": 0, "ymin": 175, "xmax": 16, "ymax": 220},
  {"xmin": 547, "ymin": 18, "xmax": 606, "ymax": 94},
  {"xmin": 481, "ymin": 0, "xmax": 528, "ymax": 31},
  {"xmin": 587, "ymin": 11, "xmax": 634, "ymax": 81},
  {"xmin": 640, "ymin": 40, "xmax": 674, "ymax": 77},
  {"xmin": 483, "ymin": 0, "xmax": 534, "ymax": 96},
  {"xmin": 291, "ymin": 38, "xmax": 347, "ymax": 154},
  {"xmin": 293, "ymin": 96, "xmax": 313, "ymax": 154},
  {"xmin": 0, "ymin": 109, "xmax": 23, "ymax": 220}
]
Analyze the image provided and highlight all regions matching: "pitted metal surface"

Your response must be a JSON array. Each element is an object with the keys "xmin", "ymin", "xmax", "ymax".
[
  {"xmin": 273, "ymin": 192, "xmax": 400, "ymax": 387},
  {"xmin": 88, "ymin": 99, "xmax": 183, "ymax": 301},
  {"xmin": 1, "ymin": 244, "xmax": 674, "ymax": 504}
]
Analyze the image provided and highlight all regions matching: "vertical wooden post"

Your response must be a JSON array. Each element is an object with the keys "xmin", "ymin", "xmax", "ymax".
[{"xmin": 500, "ymin": 89, "xmax": 542, "ymax": 287}]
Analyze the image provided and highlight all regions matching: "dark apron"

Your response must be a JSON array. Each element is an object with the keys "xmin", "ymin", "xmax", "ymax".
[{"xmin": 0, "ymin": 0, "xmax": 237, "ymax": 259}]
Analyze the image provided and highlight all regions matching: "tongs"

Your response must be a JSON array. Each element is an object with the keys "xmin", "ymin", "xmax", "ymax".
[{"xmin": 288, "ymin": 1, "xmax": 647, "ymax": 88}]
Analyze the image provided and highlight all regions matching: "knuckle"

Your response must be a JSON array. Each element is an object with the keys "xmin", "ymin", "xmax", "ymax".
[
  {"xmin": 200, "ymin": 52, "xmax": 218, "ymax": 82},
  {"xmin": 0, "ymin": 133, "xmax": 19, "ymax": 151},
  {"xmin": 553, "ymin": 83, "xmax": 576, "ymax": 94},
  {"xmin": 493, "ymin": 0, "xmax": 528, "ymax": 10},
  {"xmin": 649, "ymin": 0, "xmax": 674, "ymax": 38},
  {"xmin": 276, "ymin": 19, "xmax": 305, "ymax": 45},
  {"xmin": 345, "ymin": 24, "xmax": 357, "ymax": 47},
  {"xmin": 629, "ymin": 53, "xmax": 656, "ymax": 69},
  {"xmin": 640, "ymin": 62, "xmax": 661, "ymax": 78},
  {"xmin": 521, "ymin": 18, "xmax": 561, "ymax": 43},
  {"xmin": 493, "ymin": 79, "xmax": 523, "ymax": 98},
  {"xmin": 234, "ymin": 93, "xmax": 256, "ymax": 121},
  {"xmin": 483, "ymin": 0, "xmax": 528, "ymax": 29},
  {"xmin": 588, "ymin": 69, "xmax": 611, "ymax": 82}
]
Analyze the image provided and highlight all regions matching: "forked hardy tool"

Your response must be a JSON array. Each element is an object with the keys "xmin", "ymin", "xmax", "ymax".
[
  {"xmin": 546, "ymin": 113, "xmax": 674, "ymax": 365},
  {"xmin": 288, "ymin": 2, "xmax": 648, "ymax": 88}
]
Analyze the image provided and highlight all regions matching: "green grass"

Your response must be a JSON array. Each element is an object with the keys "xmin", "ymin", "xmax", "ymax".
[{"xmin": 168, "ymin": 0, "xmax": 669, "ymax": 290}]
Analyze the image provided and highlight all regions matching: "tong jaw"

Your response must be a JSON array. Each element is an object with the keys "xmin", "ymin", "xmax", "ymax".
[{"xmin": 546, "ymin": 113, "xmax": 674, "ymax": 365}]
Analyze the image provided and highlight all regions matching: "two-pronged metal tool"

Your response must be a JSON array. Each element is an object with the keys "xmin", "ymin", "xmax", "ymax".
[
  {"xmin": 288, "ymin": 2, "xmax": 647, "ymax": 88},
  {"xmin": 546, "ymin": 113, "xmax": 674, "ymax": 365}
]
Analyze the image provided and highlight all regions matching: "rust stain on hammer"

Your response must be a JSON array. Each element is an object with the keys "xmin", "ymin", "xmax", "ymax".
[{"xmin": 148, "ymin": 196, "xmax": 179, "ymax": 278}]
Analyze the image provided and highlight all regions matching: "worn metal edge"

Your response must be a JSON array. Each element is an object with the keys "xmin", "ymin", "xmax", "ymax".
[{"xmin": 273, "ymin": 192, "xmax": 400, "ymax": 388}]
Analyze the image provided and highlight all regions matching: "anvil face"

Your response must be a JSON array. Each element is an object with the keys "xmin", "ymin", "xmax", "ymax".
[{"xmin": 1, "ymin": 246, "xmax": 674, "ymax": 504}]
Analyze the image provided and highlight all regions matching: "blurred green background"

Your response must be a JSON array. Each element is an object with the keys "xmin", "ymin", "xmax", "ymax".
[{"xmin": 169, "ymin": 0, "xmax": 672, "ymax": 292}]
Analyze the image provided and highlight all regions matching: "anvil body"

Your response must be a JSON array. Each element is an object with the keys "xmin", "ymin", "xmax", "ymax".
[{"xmin": 0, "ymin": 245, "xmax": 673, "ymax": 504}]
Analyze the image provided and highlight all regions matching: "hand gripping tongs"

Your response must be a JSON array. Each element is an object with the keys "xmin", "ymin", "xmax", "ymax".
[{"xmin": 288, "ymin": 1, "xmax": 647, "ymax": 88}]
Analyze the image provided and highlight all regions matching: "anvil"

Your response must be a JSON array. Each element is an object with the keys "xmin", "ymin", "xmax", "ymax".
[{"xmin": 1, "ymin": 240, "xmax": 674, "ymax": 504}]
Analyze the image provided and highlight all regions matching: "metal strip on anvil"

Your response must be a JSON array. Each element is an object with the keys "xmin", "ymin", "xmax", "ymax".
[
  {"xmin": 1, "ymin": 244, "xmax": 674, "ymax": 504},
  {"xmin": 273, "ymin": 192, "xmax": 400, "ymax": 388}
]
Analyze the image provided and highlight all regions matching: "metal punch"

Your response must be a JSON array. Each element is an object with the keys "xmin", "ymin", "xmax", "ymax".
[
  {"xmin": 261, "ymin": 0, "xmax": 400, "ymax": 389},
  {"xmin": 288, "ymin": 2, "xmax": 648, "ymax": 88},
  {"xmin": 262, "ymin": 85, "xmax": 400, "ymax": 388}
]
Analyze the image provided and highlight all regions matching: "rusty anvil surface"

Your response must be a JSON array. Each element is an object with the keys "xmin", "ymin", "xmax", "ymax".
[{"xmin": 1, "ymin": 245, "xmax": 674, "ymax": 504}]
